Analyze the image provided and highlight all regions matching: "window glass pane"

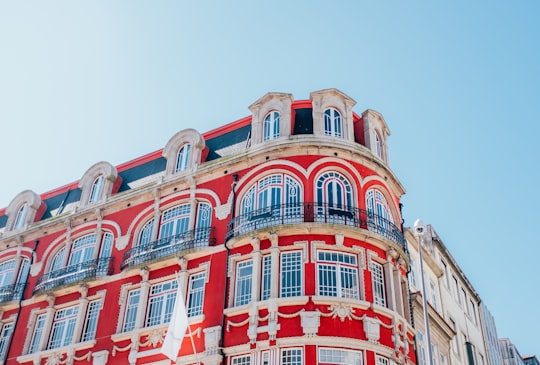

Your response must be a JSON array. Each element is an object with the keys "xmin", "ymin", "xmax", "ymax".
[
  {"xmin": 370, "ymin": 261, "xmax": 386, "ymax": 307},
  {"xmin": 89, "ymin": 176, "xmax": 104, "ymax": 203},
  {"xmin": 81, "ymin": 300, "xmax": 101, "ymax": 342},
  {"xmin": 320, "ymin": 348, "xmax": 363, "ymax": 365},
  {"xmin": 281, "ymin": 251, "xmax": 302, "ymax": 297},
  {"xmin": 261, "ymin": 255, "xmax": 272, "ymax": 300},
  {"xmin": 69, "ymin": 234, "xmax": 96, "ymax": 266},
  {"xmin": 232, "ymin": 354, "xmax": 251, "ymax": 365},
  {"xmin": 0, "ymin": 260, "xmax": 16, "ymax": 287},
  {"xmin": 29, "ymin": 313, "xmax": 47, "ymax": 353},
  {"xmin": 187, "ymin": 272, "xmax": 205, "ymax": 317},
  {"xmin": 0, "ymin": 322, "xmax": 14, "ymax": 360},
  {"xmin": 123, "ymin": 289, "xmax": 141, "ymax": 332},
  {"xmin": 282, "ymin": 348, "xmax": 303, "ymax": 365},
  {"xmin": 48, "ymin": 306, "xmax": 79, "ymax": 349},
  {"xmin": 139, "ymin": 219, "xmax": 155, "ymax": 245},
  {"xmin": 175, "ymin": 144, "xmax": 192, "ymax": 173},
  {"xmin": 160, "ymin": 204, "xmax": 191, "ymax": 238},
  {"xmin": 13, "ymin": 204, "xmax": 28, "ymax": 229},
  {"xmin": 146, "ymin": 280, "xmax": 178, "ymax": 327},
  {"xmin": 235, "ymin": 260, "xmax": 253, "ymax": 306}
]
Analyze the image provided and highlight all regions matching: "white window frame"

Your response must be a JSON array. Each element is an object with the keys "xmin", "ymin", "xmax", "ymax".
[
  {"xmin": 234, "ymin": 260, "xmax": 253, "ymax": 306},
  {"xmin": 319, "ymin": 347, "xmax": 363, "ymax": 365},
  {"xmin": 88, "ymin": 175, "xmax": 105, "ymax": 204},
  {"xmin": 263, "ymin": 111, "xmax": 281, "ymax": 141},
  {"xmin": 317, "ymin": 250, "xmax": 360, "ymax": 299},
  {"xmin": 370, "ymin": 261, "xmax": 386, "ymax": 307},
  {"xmin": 122, "ymin": 288, "xmax": 141, "ymax": 332},
  {"xmin": 282, "ymin": 348, "xmax": 303, "ymax": 365},
  {"xmin": 146, "ymin": 279, "xmax": 178, "ymax": 327},
  {"xmin": 187, "ymin": 272, "xmax": 206, "ymax": 318},
  {"xmin": 0, "ymin": 321, "xmax": 14, "ymax": 361},
  {"xmin": 261, "ymin": 254, "xmax": 272, "ymax": 301},
  {"xmin": 175, "ymin": 144, "xmax": 192, "ymax": 173},
  {"xmin": 13, "ymin": 203, "xmax": 28, "ymax": 230},
  {"xmin": 232, "ymin": 354, "xmax": 252, "ymax": 365},
  {"xmin": 324, "ymin": 108, "xmax": 342, "ymax": 138},
  {"xmin": 81, "ymin": 299, "xmax": 102, "ymax": 342},
  {"xmin": 48, "ymin": 305, "xmax": 79, "ymax": 350},
  {"xmin": 280, "ymin": 251, "xmax": 302, "ymax": 298}
]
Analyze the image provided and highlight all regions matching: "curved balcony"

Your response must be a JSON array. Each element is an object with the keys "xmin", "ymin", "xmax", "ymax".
[
  {"xmin": 0, "ymin": 282, "xmax": 25, "ymax": 304},
  {"xmin": 226, "ymin": 203, "xmax": 406, "ymax": 252},
  {"xmin": 120, "ymin": 227, "xmax": 216, "ymax": 270},
  {"xmin": 33, "ymin": 257, "xmax": 113, "ymax": 294}
]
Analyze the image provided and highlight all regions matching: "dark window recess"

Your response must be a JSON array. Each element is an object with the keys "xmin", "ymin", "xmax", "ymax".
[{"xmin": 293, "ymin": 108, "xmax": 313, "ymax": 135}]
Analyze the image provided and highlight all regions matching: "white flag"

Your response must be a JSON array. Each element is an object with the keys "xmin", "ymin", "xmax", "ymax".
[{"xmin": 161, "ymin": 284, "xmax": 189, "ymax": 361}]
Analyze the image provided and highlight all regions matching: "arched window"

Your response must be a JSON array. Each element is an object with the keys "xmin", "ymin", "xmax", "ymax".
[
  {"xmin": 366, "ymin": 189, "xmax": 393, "ymax": 223},
  {"xmin": 88, "ymin": 176, "xmax": 104, "ymax": 204},
  {"xmin": 37, "ymin": 233, "xmax": 114, "ymax": 293},
  {"xmin": 374, "ymin": 132, "xmax": 383, "ymax": 160},
  {"xmin": 175, "ymin": 144, "xmax": 192, "ymax": 173},
  {"xmin": 122, "ymin": 203, "xmax": 213, "ymax": 269},
  {"xmin": 324, "ymin": 108, "xmax": 342, "ymax": 138},
  {"xmin": 316, "ymin": 171, "xmax": 354, "ymax": 224},
  {"xmin": 263, "ymin": 111, "xmax": 280, "ymax": 141},
  {"xmin": 237, "ymin": 174, "xmax": 302, "ymax": 233},
  {"xmin": 0, "ymin": 260, "xmax": 16, "ymax": 290},
  {"xmin": 0, "ymin": 258, "xmax": 30, "ymax": 303},
  {"xmin": 12, "ymin": 204, "xmax": 28, "ymax": 230}
]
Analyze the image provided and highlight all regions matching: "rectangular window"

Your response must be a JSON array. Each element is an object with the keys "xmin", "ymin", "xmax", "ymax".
[
  {"xmin": 408, "ymin": 257, "xmax": 417, "ymax": 289},
  {"xmin": 429, "ymin": 281, "xmax": 439, "ymax": 311},
  {"xmin": 317, "ymin": 251, "xmax": 359, "ymax": 299},
  {"xmin": 0, "ymin": 322, "xmax": 14, "ymax": 360},
  {"xmin": 28, "ymin": 313, "xmax": 47, "ymax": 353},
  {"xmin": 282, "ymin": 348, "xmax": 303, "ymax": 365},
  {"xmin": 232, "ymin": 354, "xmax": 251, "ymax": 365},
  {"xmin": 320, "ymin": 347, "xmax": 363, "ymax": 365},
  {"xmin": 261, "ymin": 351, "xmax": 270, "ymax": 365},
  {"xmin": 123, "ymin": 289, "xmax": 141, "ymax": 332},
  {"xmin": 281, "ymin": 251, "xmax": 302, "ymax": 297},
  {"xmin": 376, "ymin": 356, "xmax": 389, "ymax": 365},
  {"xmin": 48, "ymin": 306, "xmax": 79, "ymax": 349},
  {"xmin": 461, "ymin": 288, "xmax": 467, "ymax": 310},
  {"xmin": 235, "ymin": 260, "xmax": 253, "ymax": 306},
  {"xmin": 81, "ymin": 300, "xmax": 101, "ymax": 342},
  {"xmin": 449, "ymin": 318, "xmax": 459, "ymax": 357},
  {"xmin": 187, "ymin": 272, "xmax": 205, "ymax": 317},
  {"xmin": 146, "ymin": 280, "xmax": 178, "ymax": 327},
  {"xmin": 452, "ymin": 276, "xmax": 460, "ymax": 303},
  {"xmin": 261, "ymin": 255, "xmax": 272, "ymax": 301},
  {"xmin": 468, "ymin": 299, "xmax": 476, "ymax": 323},
  {"xmin": 370, "ymin": 261, "xmax": 386, "ymax": 307},
  {"xmin": 440, "ymin": 260, "xmax": 449, "ymax": 288}
]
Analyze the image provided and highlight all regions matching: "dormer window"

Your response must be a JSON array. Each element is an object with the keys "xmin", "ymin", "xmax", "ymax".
[
  {"xmin": 5, "ymin": 190, "xmax": 45, "ymax": 232},
  {"xmin": 88, "ymin": 176, "xmax": 105, "ymax": 204},
  {"xmin": 13, "ymin": 204, "xmax": 28, "ymax": 230},
  {"xmin": 175, "ymin": 144, "xmax": 192, "ymax": 173},
  {"xmin": 324, "ymin": 108, "xmax": 342, "ymax": 138},
  {"xmin": 263, "ymin": 111, "xmax": 280, "ymax": 141},
  {"xmin": 78, "ymin": 162, "xmax": 120, "ymax": 208},
  {"xmin": 163, "ymin": 129, "xmax": 205, "ymax": 176}
]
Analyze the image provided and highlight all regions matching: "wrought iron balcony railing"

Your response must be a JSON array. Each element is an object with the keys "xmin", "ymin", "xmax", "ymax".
[
  {"xmin": 0, "ymin": 282, "xmax": 25, "ymax": 304},
  {"xmin": 33, "ymin": 257, "xmax": 114, "ymax": 294},
  {"xmin": 226, "ymin": 202, "xmax": 406, "ymax": 252},
  {"xmin": 120, "ymin": 227, "xmax": 216, "ymax": 270}
]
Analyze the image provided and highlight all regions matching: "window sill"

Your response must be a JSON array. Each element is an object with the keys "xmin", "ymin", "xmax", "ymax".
[{"xmin": 111, "ymin": 316, "xmax": 205, "ymax": 343}]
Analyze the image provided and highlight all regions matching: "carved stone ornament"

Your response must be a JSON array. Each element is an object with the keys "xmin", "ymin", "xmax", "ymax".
[
  {"xmin": 329, "ymin": 302, "xmax": 354, "ymax": 322},
  {"xmin": 115, "ymin": 235, "xmax": 129, "ymax": 250},
  {"xmin": 92, "ymin": 350, "xmax": 109, "ymax": 365},
  {"xmin": 364, "ymin": 316, "xmax": 381, "ymax": 344},
  {"xmin": 301, "ymin": 311, "xmax": 320, "ymax": 337}
]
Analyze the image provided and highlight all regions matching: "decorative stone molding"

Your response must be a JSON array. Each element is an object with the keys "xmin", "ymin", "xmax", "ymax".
[
  {"xmin": 162, "ymin": 128, "xmax": 205, "ymax": 176},
  {"xmin": 4, "ymin": 189, "xmax": 46, "ymax": 232},
  {"xmin": 203, "ymin": 326, "xmax": 221, "ymax": 356},
  {"xmin": 300, "ymin": 311, "xmax": 320, "ymax": 337},
  {"xmin": 310, "ymin": 88, "xmax": 356, "ymax": 142},
  {"xmin": 335, "ymin": 233, "xmax": 344, "ymax": 246},
  {"xmin": 115, "ymin": 235, "xmax": 130, "ymax": 251},
  {"xmin": 91, "ymin": 350, "xmax": 109, "ymax": 365},
  {"xmin": 248, "ymin": 92, "xmax": 294, "ymax": 145},
  {"xmin": 362, "ymin": 109, "xmax": 391, "ymax": 164},
  {"xmin": 364, "ymin": 316, "xmax": 382, "ymax": 343},
  {"xmin": 78, "ymin": 161, "xmax": 119, "ymax": 207}
]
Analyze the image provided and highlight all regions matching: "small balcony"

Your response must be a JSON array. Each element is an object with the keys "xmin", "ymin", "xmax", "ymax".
[
  {"xmin": 33, "ymin": 257, "xmax": 114, "ymax": 294},
  {"xmin": 226, "ymin": 202, "xmax": 406, "ymax": 252},
  {"xmin": 120, "ymin": 227, "xmax": 216, "ymax": 270},
  {"xmin": 0, "ymin": 282, "xmax": 25, "ymax": 304}
]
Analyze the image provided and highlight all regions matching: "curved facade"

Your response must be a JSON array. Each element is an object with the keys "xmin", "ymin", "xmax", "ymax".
[{"xmin": 0, "ymin": 89, "xmax": 415, "ymax": 365}]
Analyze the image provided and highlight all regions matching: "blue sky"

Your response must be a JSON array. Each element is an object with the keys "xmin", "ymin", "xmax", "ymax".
[{"xmin": 1, "ymin": 0, "xmax": 539, "ymax": 357}]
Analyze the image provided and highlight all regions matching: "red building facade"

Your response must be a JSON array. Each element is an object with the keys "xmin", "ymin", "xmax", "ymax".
[{"xmin": 0, "ymin": 89, "xmax": 415, "ymax": 365}]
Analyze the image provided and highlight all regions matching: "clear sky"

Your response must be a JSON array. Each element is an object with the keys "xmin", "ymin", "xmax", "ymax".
[{"xmin": 1, "ymin": 0, "xmax": 539, "ymax": 357}]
